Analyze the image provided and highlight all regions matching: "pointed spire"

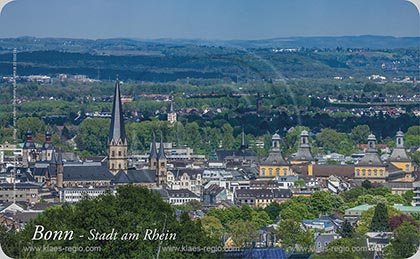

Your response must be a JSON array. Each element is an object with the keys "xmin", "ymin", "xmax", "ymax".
[
  {"xmin": 240, "ymin": 127, "xmax": 246, "ymax": 150},
  {"xmin": 149, "ymin": 132, "xmax": 158, "ymax": 160},
  {"xmin": 49, "ymin": 149, "xmax": 56, "ymax": 164},
  {"xmin": 157, "ymin": 134, "xmax": 166, "ymax": 160},
  {"xmin": 170, "ymin": 98, "xmax": 174, "ymax": 113},
  {"xmin": 109, "ymin": 78, "xmax": 127, "ymax": 145},
  {"xmin": 57, "ymin": 149, "xmax": 63, "ymax": 165}
]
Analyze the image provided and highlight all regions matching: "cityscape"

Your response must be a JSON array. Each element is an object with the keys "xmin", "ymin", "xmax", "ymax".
[{"xmin": 0, "ymin": 1, "xmax": 419, "ymax": 259}]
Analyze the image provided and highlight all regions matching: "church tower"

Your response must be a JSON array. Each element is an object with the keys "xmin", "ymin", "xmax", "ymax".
[
  {"xmin": 240, "ymin": 127, "xmax": 247, "ymax": 151},
  {"xmin": 167, "ymin": 97, "xmax": 177, "ymax": 123},
  {"xmin": 22, "ymin": 129, "xmax": 36, "ymax": 167},
  {"xmin": 355, "ymin": 134, "xmax": 387, "ymax": 183},
  {"xmin": 41, "ymin": 131, "xmax": 54, "ymax": 161},
  {"xmin": 107, "ymin": 79, "xmax": 128, "ymax": 174},
  {"xmin": 389, "ymin": 131, "xmax": 414, "ymax": 181},
  {"xmin": 56, "ymin": 150, "xmax": 64, "ymax": 188},
  {"xmin": 259, "ymin": 132, "xmax": 290, "ymax": 177},
  {"xmin": 149, "ymin": 133, "xmax": 158, "ymax": 170},
  {"xmin": 156, "ymin": 135, "xmax": 167, "ymax": 187},
  {"xmin": 291, "ymin": 130, "xmax": 314, "ymax": 164}
]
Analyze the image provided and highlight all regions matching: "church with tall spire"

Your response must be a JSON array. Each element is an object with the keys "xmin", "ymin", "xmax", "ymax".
[{"xmin": 107, "ymin": 79, "xmax": 128, "ymax": 174}]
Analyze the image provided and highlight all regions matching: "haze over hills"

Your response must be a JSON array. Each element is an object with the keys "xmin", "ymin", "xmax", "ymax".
[
  {"xmin": 0, "ymin": 35, "xmax": 419, "ymax": 53},
  {"xmin": 0, "ymin": 36, "xmax": 417, "ymax": 82}
]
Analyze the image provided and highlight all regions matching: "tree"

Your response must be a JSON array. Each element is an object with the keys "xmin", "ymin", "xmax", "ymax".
[
  {"xmin": 339, "ymin": 220, "xmax": 355, "ymax": 238},
  {"xmin": 309, "ymin": 191, "xmax": 333, "ymax": 216},
  {"xmin": 221, "ymin": 123, "xmax": 235, "ymax": 149},
  {"xmin": 370, "ymin": 203, "xmax": 389, "ymax": 232},
  {"xmin": 361, "ymin": 180, "xmax": 372, "ymax": 189},
  {"xmin": 16, "ymin": 117, "xmax": 46, "ymax": 142},
  {"xmin": 340, "ymin": 187, "xmax": 365, "ymax": 203},
  {"xmin": 277, "ymin": 219, "xmax": 313, "ymax": 252},
  {"xmin": 384, "ymin": 222, "xmax": 420, "ymax": 259},
  {"xmin": 281, "ymin": 201, "xmax": 313, "ymax": 221},
  {"xmin": 315, "ymin": 128, "xmax": 351, "ymax": 154},
  {"xmin": 229, "ymin": 221, "xmax": 258, "ymax": 248},
  {"xmin": 402, "ymin": 190, "xmax": 414, "ymax": 205},
  {"xmin": 264, "ymin": 202, "xmax": 281, "ymax": 221},
  {"xmin": 389, "ymin": 214, "xmax": 420, "ymax": 231},
  {"xmin": 185, "ymin": 122, "xmax": 202, "ymax": 149},
  {"xmin": 74, "ymin": 118, "xmax": 110, "ymax": 155},
  {"xmin": 251, "ymin": 210, "xmax": 271, "ymax": 229},
  {"xmin": 294, "ymin": 179, "xmax": 305, "ymax": 187},
  {"xmin": 5, "ymin": 185, "xmax": 219, "ymax": 259},
  {"xmin": 351, "ymin": 125, "xmax": 370, "ymax": 145},
  {"xmin": 200, "ymin": 216, "xmax": 224, "ymax": 241}
]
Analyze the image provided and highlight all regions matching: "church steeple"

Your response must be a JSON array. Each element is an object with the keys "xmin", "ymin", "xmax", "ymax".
[
  {"xmin": 109, "ymin": 78, "xmax": 127, "ymax": 146},
  {"xmin": 149, "ymin": 132, "xmax": 158, "ymax": 170},
  {"xmin": 107, "ymin": 78, "xmax": 128, "ymax": 174},
  {"xmin": 240, "ymin": 127, "xmax": 247, "ymax": 150},
  {"xmin": 157, "ymin": 135, "xmax": 166, "ymax": 160},
  {"xmin": 167, "ymin": 96, "xmax": 177, "ymax": 124},
  {"xmin": 156, "ymin": 134, "xmax": 167, "ymax": 187}
]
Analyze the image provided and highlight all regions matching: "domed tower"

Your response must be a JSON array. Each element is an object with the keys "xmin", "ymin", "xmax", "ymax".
[
  {"xmin": 259, "ymin": 132, "xmax": 290, "ymax": 178},
  {"xmin": 22, "ymin": 129, "xmax": 36, "ymax": 167},
  {"xmin": 355, "ymin": 134, "xmax": 387, "ymax": 183},
  {"xmin": 107, "ymin": 79, "xmax": 128, "ymax": 174},
  {"xmin": 291, "ymin": 130, "xmax": 314, "ymax": 164},
  {"xmin": 41, "ymin": 131, "xmax": 54, "ymax": 161},
  {"xmin": 389, "ymin": 131, "xmax": 414, "ymax": 181}
]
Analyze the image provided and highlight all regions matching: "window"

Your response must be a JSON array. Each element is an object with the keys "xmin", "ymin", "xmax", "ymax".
[
  {"xmin": 356, "ymin": 169, "xmax": 360, "ymax": 176},
  {"xmin": 368, "ymin": 170, "xmax": 371, "ymax": 176},
  {"xmin": 276, "ymin": 168, "xmax": 280, "ymax": 176},
  {"xmin": 118, "ymin": 164, "xmax": 121, "ymax": 169},
  {"xmin": 406, "ymin": 164, "xmax": 410, "ymax": 172},
  {"xmin": 262, "ymin": 168, "xmax": 266, "ymax": 175},
  {"xmin": 362, "ymin": 169, "xmax": 366, "ymax": 176},
  {"xmin": 374, "ymin": 169, "xmax": 377, "ymax": 176},
  {"xmin": 111, "ymin": 151, "xmax": 115, "ymax": 157},
  {"xmin": 380, "ymin": 170, "xmax": 384, "ymax": 176},
  {"xmin": 111, "ymin": 163, "xmax": 114, "ymax": 169},
  {"xmin": 118, "ymin": 151, "xmax": 122, "ymax": 156}
]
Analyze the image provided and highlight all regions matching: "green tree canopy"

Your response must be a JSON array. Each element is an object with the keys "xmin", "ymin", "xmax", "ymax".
[
  {"xmin": 4, "ymin": 185, "xmax": 219, "ymax": 259},
  {"xmin": 370, "ymin": 203, "xmax": 390, "ymax": 232}
]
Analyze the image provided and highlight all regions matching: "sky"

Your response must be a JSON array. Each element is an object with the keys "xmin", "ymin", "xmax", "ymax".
[{"xmin": 0, "ymin": 0, "xmax": 418, "ymax": 40}]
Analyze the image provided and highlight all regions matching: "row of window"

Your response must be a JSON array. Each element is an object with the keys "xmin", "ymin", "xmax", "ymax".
[
  {"xmin": 110, "ymin": 150, "xmax": 126, "ymax": 157},
  {"xmin": 356, "ymin": 169, "xmax": 384, "ymax": 177},
  {"xmin": 170, "ymin": 198, "xmax": 197, "ymax": 204},
  {"xmin": 261, "ymin": 168, "xmax": 289, "ymax": 176}
]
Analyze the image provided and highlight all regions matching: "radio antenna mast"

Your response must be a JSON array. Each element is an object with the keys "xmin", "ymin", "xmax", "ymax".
[{"xmin": 12, "ymin": 48, "xmax": 17, "ymax": 205}]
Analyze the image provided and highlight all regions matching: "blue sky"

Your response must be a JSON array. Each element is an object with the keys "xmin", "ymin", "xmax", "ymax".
[{"xmin": 0, "ymin": 0, "xmax": 418, "ymax": 39}]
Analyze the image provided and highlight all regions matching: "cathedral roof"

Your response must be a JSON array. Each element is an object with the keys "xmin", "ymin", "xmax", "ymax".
[{"xmin": 111, "ymin": 169, "xmax": 156, "ymax": 184}]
